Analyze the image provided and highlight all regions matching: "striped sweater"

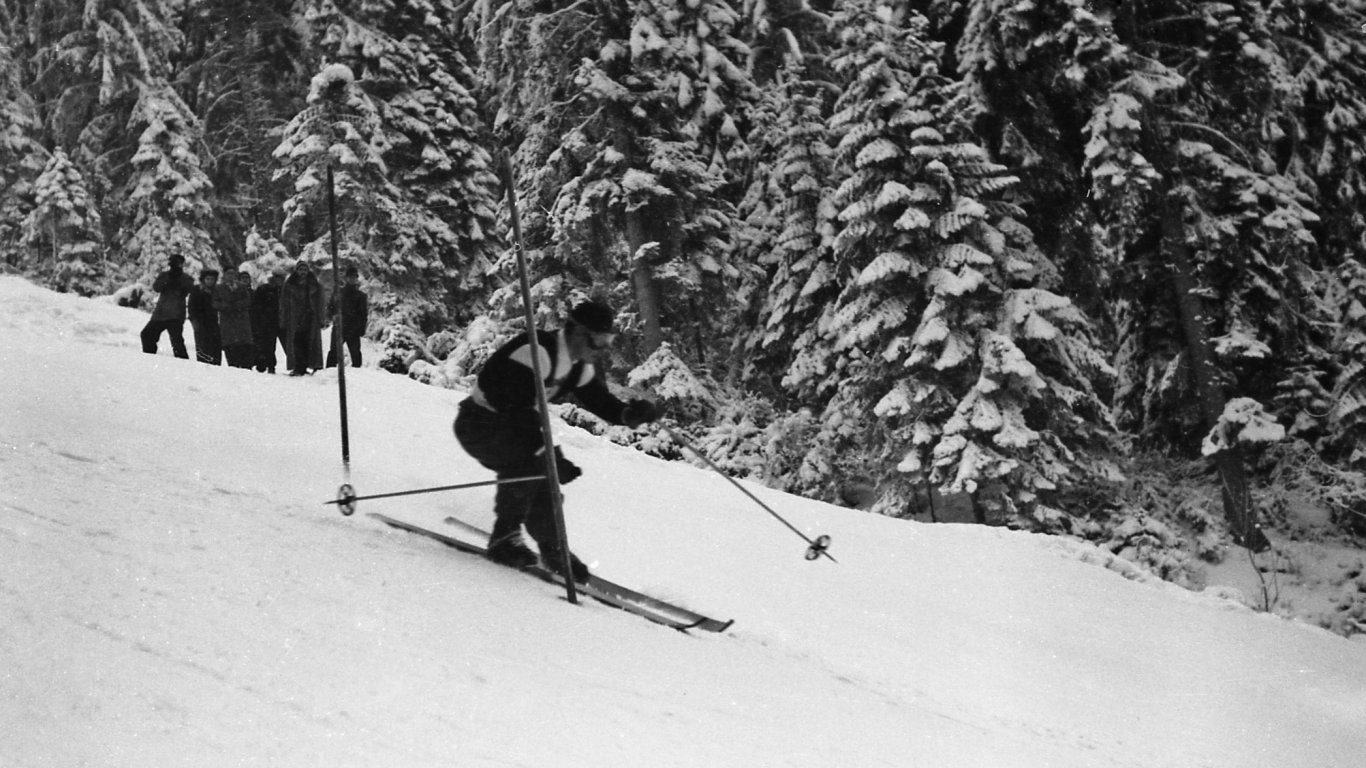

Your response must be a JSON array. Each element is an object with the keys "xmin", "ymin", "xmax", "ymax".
[{"xmin": 470, "ymin": 329, "xmax": 627, "ymax": 425}]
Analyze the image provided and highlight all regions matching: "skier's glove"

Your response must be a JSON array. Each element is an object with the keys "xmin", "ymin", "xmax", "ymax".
[
  {"xmin": 621, "ymin": 399, "xmax": 662, "ymax": 428},
  {"xmin": 554, "ymin": 448, "xmax": 582, "ymax": 484}
]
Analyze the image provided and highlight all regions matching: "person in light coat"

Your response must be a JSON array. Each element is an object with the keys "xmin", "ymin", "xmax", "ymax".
[
  {"xmin": 215, "ymin": 267, "xmax": 254, "ymax": 368},
  {"xmin": 279, "ymin": 259, "xmax": 325, "ymax": 376}
]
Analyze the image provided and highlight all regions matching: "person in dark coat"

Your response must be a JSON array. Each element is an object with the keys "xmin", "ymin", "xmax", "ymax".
[
  {"xmin": 453, "ymin": 301, "xmax": 662, "ymax": 582},
  {"xmin": 279, "ymin": 259, "xmax": 325, "ymax": 376},
  {"xmin": 215, "ymin": 266, "xmax": 254, "ymax": 368},
  {"xmin": 326, "ymin": 266, "xmax": 368, "ymax": 368},
  {"xmin": 251, "ymin": 269, "xmax": 285, "ymax": 373},
  {"xmin": 187, "ymin": 269, "xmax": 222, "ymax": 365},
  {"xmin": 140, "ymin": 254, "xmax": 195, "ymax": 358}
]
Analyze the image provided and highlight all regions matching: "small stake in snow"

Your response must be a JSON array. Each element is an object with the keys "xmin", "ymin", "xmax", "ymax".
[
  {"xmin": 666, "ymin": 427, "xmax": 836, "ymax": 563},
  {"xmin": 328, "ymin": 476, "xmax": 546, "ymax": 516}
]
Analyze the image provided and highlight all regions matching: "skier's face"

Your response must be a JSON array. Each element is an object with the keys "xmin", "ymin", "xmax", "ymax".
[
  {"xmin": 587, "ymin": 331, "xmax": 615, "ymax": 352},
  {"xmin": 568, "ymin": 324, "xmax": 614, "ymax": 360}
]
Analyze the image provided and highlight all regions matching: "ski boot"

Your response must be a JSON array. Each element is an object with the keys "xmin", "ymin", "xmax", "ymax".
[
  {"xmin": 486, "ymin": 529, "xmax": 538, "ymax": 570},
  {"xmin": 541, "ymin": 546, "xmax": 590, "ymax": 584}
]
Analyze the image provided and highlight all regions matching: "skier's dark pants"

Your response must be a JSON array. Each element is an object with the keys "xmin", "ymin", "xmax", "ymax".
[
  {"xmin": 453, "ymin": 399, "xmax": 559, "ymax": 549},
  {"xmin": 140, "ymin": 318, "xmax": 189, "ymax": 358}
]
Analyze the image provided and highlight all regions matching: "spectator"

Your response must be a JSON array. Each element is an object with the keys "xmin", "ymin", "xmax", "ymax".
[
  {"xmin": 216, "ymin": 266, "xmax": 254, "ymax": 368},
  {"xmin": 279, "ymin": 259, "xmax": 325, "ymax": 376},
  {"xmin": 139, "ymin": 254, "xmax": 194, "ymax": 358},
  {"xmin": 251, "ymin": 268, "xmax": 285, "ymax": 373},
  {"xmin": 188, "ymin": 269, "xmax": 222, "ymax": 365},
  {"xmin": 326, "ymin": 266, "xmax": 369, "ymax": 368}
]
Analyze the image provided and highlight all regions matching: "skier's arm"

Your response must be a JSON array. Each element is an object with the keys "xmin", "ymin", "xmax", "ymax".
[{"xmin": 571, "ymin": 373, "xmax": 630, "ymax": 426}]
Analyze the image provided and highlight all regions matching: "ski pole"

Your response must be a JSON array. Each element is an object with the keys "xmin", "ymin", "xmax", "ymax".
[
  {"xmin": 665, "ymin": 427, "xmax": 835, "ymax": 563},
  {"xmin": 498, "ymin": 150, "xmax": 579, "ymax": 606},
  {"xmin": 327, "ymin": 476, "xmax": 545, "ymax": 516}
]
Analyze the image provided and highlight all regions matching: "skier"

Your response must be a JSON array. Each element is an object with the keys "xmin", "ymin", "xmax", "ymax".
[
  {"xmin": 139, "ymin": 253, "xmax": 195, "ymax": 358},
  {"xmin": 453, "ymin": 301, "xmax": 662, "ymax": 582}
]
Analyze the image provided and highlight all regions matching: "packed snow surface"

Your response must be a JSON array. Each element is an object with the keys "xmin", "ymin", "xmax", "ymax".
[{"xmin": 3, "ymin": 275, "xmax": 1365, "ymax": 767}]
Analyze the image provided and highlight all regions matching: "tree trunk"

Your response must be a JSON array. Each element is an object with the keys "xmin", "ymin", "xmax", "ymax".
[
  {"xmin": 1159, "ymin": 195, "xmax": 1269, "ymax": 551},
  {"xmin": 626, "ymin": 210, "xmax": 664, "ymax": 352},
  {"xmin": 611, "ymin": 108, "xmax": 664, "ymax": 354}
]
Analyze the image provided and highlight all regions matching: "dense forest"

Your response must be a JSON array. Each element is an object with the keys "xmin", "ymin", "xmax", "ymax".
[{"xmin": 2, "ymin": 0, "xmax": 1364, "ymax": 616}]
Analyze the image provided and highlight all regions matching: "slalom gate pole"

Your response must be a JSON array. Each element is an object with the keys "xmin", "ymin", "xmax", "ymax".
[
  {"xmin": 327, "ymin": 476, "xmax": 546, "ymax": 515},
  {"xmin": 327, "ymin": 165, "xmax": 351, "ymax": 472},
  {"xmin": 665, "ymin": 427, "xmax": 835, "ymax": 563},
  {"xmin": 498, "ymin": 151, "xmax": 579, "ymax": 605}
]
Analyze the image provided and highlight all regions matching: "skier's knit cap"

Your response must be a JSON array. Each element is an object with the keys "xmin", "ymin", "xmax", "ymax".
[{"xmin": 569, "ymin": 301, "xmax": 615, "ymax": 334}]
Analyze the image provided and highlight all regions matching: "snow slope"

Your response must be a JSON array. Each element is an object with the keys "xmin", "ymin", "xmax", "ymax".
[{"xmin": 3, "ymin": 274, "xmax": 1365, "ymax": 768}]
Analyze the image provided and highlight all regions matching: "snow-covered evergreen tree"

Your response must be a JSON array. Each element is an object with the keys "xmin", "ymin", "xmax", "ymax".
[
  {"xmin": 22, "ymin": 148, "xmax": 104, "ymax": 294},
  {"xmin": 613, "ymin": 0, "xmax": 756, "ymax": 357},
  {"xmin": 786, "ymin": 0, "xmax": 1113, "ymax": 525},
  {"xmin": 177, "ymin": 0, "xmax": 311, "ymax": 265},
  {"xmin": 0, "ymin": 32, "xmax": 47, "ymax": 268},
  {"xmin": 273, "ymin": 62, "xmax": 392, "ymax": 273},
  {"xmin": 287, "ymin": 0, "xmax": 502, "ymax": 370},
  {"xmin": 469, "ymin": 0, "xmax": 608, "ymax": 336},
  {"xmin": 19, "ymin": 0, "xmax": 187, "ymax": 266},
  {"xmin": 1325, "ymin": 258, "xmax": 1366, "ymax": 468},
  {"xmin": 487, "ymin": 0, "xmax": 757, "ymax": 362},
  {"xmin": 951, "ymin": 0, "xmax": 1121, "ymax": 320},
  {"xmin": 121, "ymin": 81, "xmax": 217, "ymax": 279},
  {"xmin": 735, "ymin": 48, "xmax": 838, "ymax": 393},
  {"xmin": 953, "ymin": 0, "xmax": 1366, "ymax": 544},
  {"xmin": 237, "ymin": 226, "xmax": 293, "ymax": 284},
  {"xmin": 1262, "ymin": 0, "xmax": 1366, "ymax": 468},
  {"xmin": 306, "ymin": 0, "xmax": 500, "ymax": 309}
]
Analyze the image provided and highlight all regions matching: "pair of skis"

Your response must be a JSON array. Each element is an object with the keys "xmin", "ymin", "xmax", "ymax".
[{"xmin": 371, "ymin": 513, "xmax": 733, "ymax": 633}]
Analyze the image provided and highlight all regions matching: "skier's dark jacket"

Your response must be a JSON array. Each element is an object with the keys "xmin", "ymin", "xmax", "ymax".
[{"xmin": 471, "ymin": 329, "xmax": 629, "ymax": 427}]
